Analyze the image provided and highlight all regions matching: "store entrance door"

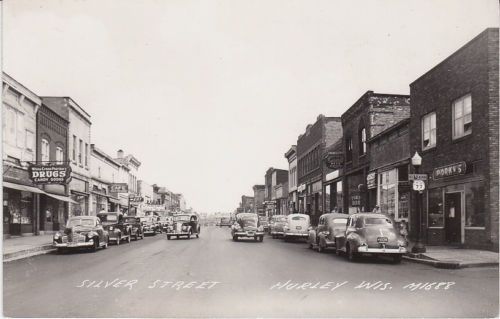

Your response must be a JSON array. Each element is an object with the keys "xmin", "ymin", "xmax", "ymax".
[{"xmin": 445, "ymin": 192, "xmax": 462, "ymax": 244}]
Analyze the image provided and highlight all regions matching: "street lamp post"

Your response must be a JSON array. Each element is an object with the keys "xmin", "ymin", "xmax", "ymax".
[{"xmin": 411, "ymin": 151, "xmax": 426, "ymax": 253}]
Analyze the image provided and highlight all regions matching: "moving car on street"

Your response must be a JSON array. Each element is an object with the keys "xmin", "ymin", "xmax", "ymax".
[
  {"xmin": 258, "ymin": 216, "xmax": 270, "ymax": 233},
  {"xmin": 269, "ymin": 215, "xmax": 287, "ymax": 238},
  {"xmin": 307, "ymin": 213, "xmax": 348, "ymax": 252},
  {"xmin": 166, "ymin": 213, "xmax": 201, "ymax": 240},
  {"xmin": 53, "ymin": 216, "xmax": 109, "ymax": 253},
  {"xmin": 140, "ymin": 216, "xmax": 159, "ymax": 236},
  {"xmin": 123, "ymin": 216, "xmax": 144, "ymax": 240},
  {"xmin": 219, "ymin": 217, "xmax": 233, "ymax": 227},
  {"xmin": 283, "ymin": 214, "xmax": 310, "ymax": 242},
  {"xmin": 97, "ymin": 211, "xmax": 132, "ymax": 245},
  {"xmin": 335, "ymin": 213, "xmax": 408, "ymax": 263},
  {"xmin": 231, "ymin": 213, "xmax": 265, "ymax": 242}
]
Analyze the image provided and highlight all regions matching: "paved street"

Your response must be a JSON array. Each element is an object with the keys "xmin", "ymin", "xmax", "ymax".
[{"xmin": 4, "ymin": 226, "xmax": 499, "ymax": 318}]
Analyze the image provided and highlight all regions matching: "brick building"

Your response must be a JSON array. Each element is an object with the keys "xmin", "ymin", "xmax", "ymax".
[
  {"xmin": 264, "ymin": 167, "xmax": 288, "ymax": 217},
  {"xmin": 409, "ymin": 28, "xmax": 499, "ymax": 251},
  {"xmin": 297, "ymin": 114, "xmax": 342, "ymax": 225},
  {"xmin": 252, "ymin": 184, "xmax": 265, "ymax": 215},
  {"xmin": 341, "ymin": 91, "xmax": 410, "ymax": 214},
  {"xmin": 284, "ymin": 146, "xmax": 298, "ymax": 213},
  {"xmin": 323, "ymin": 138, "xmax": 344, "ymax": 214},
  {"xmin": 238, "ymin": 195, "xmax": 254, "ymax": 213}
]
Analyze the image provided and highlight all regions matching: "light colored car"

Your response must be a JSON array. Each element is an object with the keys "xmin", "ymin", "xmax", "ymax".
[
  {"xmin": 231, "ymin": 213, "xmax": 265, "ymax": 242},
  {"xmin": 270, "ymin": 215, "xmax": 287, "ymax": 238},
  {"xmin": 307, "ymin": 213, "xmax": 348, "ymax": 252},
  {"xmin": 335, "ymin": 213, "xmax": 408, "ymax": 263},
  {"xmin": 283, "ymin": 214, "xmax": 310, "ymax": 242}
]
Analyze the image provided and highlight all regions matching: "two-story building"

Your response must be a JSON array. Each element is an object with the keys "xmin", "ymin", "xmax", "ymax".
[
  {"xmin": 264, "ymin": 167, "xmax": 288, "ymax": 217},
  {"xmin": 409, "ymin": 28, "xmax": 499, "ymax": 250},
  {"xmin": 284, "ymin": 146, "xmax": 298, "ymax": 213},
  {"xmin": 252, "ymin": 184, "xmax": 265, "ymax": 216},
  {"xmin": 113, "ymin": 150, "xmax": 141, "ymax": 215},
  {"xmin": 323, "ymin": 139, "xmax": 344, "ymax": 214},
  {"xmin": 90, "ymin": 145, "xmax": 121, "ymax": 214}
]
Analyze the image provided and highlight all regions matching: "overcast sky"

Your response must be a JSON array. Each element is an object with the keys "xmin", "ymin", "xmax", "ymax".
[{"xmin": 3, "ymin": 0, "xmax": 498, "ymax": 213}]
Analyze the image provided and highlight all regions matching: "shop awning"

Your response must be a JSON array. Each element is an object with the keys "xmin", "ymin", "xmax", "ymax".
[
  {"xmin": 44, "ymin": 192, "xmax": 78, "ymax": 204},
  {"xmin": 108, "ymin": 197, "xmax": 120, "ymax": 204},
  {"xmin": 3, "ymin": 181, "xmax": 45, "ymax": 194}
]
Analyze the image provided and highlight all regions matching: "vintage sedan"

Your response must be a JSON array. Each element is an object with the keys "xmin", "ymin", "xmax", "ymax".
[
  {"xmin": 307, "ymin": 213, "xmax": 348, "ymax": 252},
  {"xmin": 53, "ymin": 216, "xmax": 109, "ymax": 253},
  {"xmin": 259, "ymin": 216, "xmax": 270, "ymax": 233},
  {"xmin": 140, "ymin": 216, "xmax": 159, "ymax": 236},
  {"xmin": 231, "ymin": 213, "xmax": 265, "ymax": 242},
  {"xmin": 335, "ymin": 213, "xmax": 408, "ymax": 263},
  {"xmin": 123, "ymin": 216, "xmax": 144, "ymax": 240},
  {"xmin": 97, "ymin": 212, "xmax": 132, "ymax": 245},
  {"xmin": 219, "ymin": 217, "xmax": 233, "ymax": 227},
  {"xmin": 269, "ymin": 215, "xmax": 287, "ymax": 238},
  {"xmin": 283, "ymin": 214, "xmax": 310, "ymax": 242},
  {"xmin": 166, "ymin": 213, "xmax": 201, "ymax": 240}
]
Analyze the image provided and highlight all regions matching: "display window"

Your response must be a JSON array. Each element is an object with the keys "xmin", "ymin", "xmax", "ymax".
[
  {"xmin": 427, "ymin": 188, "xmax": 444, "ymax": 227},
  {"xmin": 465, "ymin": 182, "xmax": 485, "ymax": 228},
  {"xmin": 377, "ymin": 167, "xmax": 408, "ymax": 221}
]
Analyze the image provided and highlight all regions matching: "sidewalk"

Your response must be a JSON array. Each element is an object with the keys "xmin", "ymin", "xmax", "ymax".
[
  {"xmin": 3, "ymin": 234, "xmax": 55, "ymax": 262},
  {"xmin": 404, "ymin": 244, "xmax": 499, "ymax": 269}
]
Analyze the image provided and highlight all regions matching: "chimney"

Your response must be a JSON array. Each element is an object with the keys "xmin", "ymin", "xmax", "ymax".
[{"xmin": 117, "ymin": 149, "xmax": 124, "ymax": 158}]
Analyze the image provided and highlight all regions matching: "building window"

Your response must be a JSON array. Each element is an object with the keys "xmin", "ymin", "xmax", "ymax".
[
  {"xmin": 428, "ymin": 188, "xmax": 444, "ymax": 227},
  {"xmin": 85, "ymin": 143, "xmax": 89, "ymax": 167},
  {"xmin": 73, "ymin": 135, "xmax": 77, "ymax": 161},
  {"xmin": 25, "ymin": 130, "xmax": 34, "ymax": 151},
  {"xmin": 452, "ymin": 94, "xmax": 472, "ymax": 139},
  {"xmin": 465, "ymin": 183, "xmax": 485, "ymax": 227},
  {"xmin": 346, "ymin": 137, "xmax": 353, "ymax": 162},
  {"xmin": 422, "ymin": 112, "xmax": 436, "ymax": 149},
  {"xmin": 56, "ymin": 146, "xmax": 64, "ymax": 164},
  {"xmin": 79, "ymin": 139, "xmax": 83, "ymax": 164},
  {"xmin": 378, "ymin": 169, "xmax": 397, "ymax": 220},
  {"xmin": 41, "ymin": 139, "xmax": 50, "ymax": 162},
  {"xmin": 3, "ymin": 106, "xmax": 17, "ymax": 146},
  {"xmin": 359, "ymin": 127, "xmax": 366, "ymax": 156}
]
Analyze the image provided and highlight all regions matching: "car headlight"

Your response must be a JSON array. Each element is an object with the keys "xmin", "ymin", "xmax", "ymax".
[
  {"xmin": 397, "ymin": 239, "xmax": 407, "ymax": 247},
  {"xmin": 54, "ymin": 232, "xmax": 61, "ymax": 239},
  {"xmin": 109, "ymin": 226, "xmax": 114, "ymax": 231},
  {"xmin": 87, "ymin": 231, "xmax": 97, "ymax": 238}
]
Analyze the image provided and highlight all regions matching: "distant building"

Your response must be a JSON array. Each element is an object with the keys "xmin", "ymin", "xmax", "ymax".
[
  {"xmin": 90, "ymin": 145, "xmax": 120, "ymax": 214},
  {"xmin": 285, "ymin": 146, "xmax": 298, "ymax": 214},
  {"xmin": 113, "ymin": 149, "xmax": 141, "ymax": 215},
  {"xmin": 265, "ymin": 167, "xmax": 288, "ymax": 217},
  {"xmin": 252, "ymin": 185, "xmax": 265, "ymax": 216}
]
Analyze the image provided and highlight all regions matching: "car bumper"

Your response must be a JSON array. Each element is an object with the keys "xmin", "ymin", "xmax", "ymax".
[
  {"xmin": 357, "ymin": 246, "xmax": 408, "ymax": 254},
  {"xmin": 168, "ymin": 231, "xmax": 191, "ymax": 235},
  {"xmin": 234, "ymin": 231, "xmax": 264, "ymax": 237},
  {"xmin": 284, "ymin": 232, "xmax": 309, "ymax": 238},
  {"xmin": 271, "ymin": 231, "xmax": 284, "ymax": 235},
  {"xmin": 53, "ymin": 239, "xmax": 94, "ymax": 248}
]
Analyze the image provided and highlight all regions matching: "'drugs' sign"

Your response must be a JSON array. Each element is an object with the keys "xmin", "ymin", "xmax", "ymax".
[{"xmin": 28, "ymin": 164, "xmax": 72, "ymax": 185}]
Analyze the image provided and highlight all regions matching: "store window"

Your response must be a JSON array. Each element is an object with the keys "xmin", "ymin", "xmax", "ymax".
[
  {"xmin": 428, "ymin": 188, "xmax": 444, "ymax": 227},
  {"xmin": 422, "ymin": 112, "xmax": 436, "ymax": 150},
  {"xmin": 41, "ymin": 139, "xmax": 50, "ymax": 162},
  {"xmin": 452, "ymin": 94, "xmax": 472, "ymax": 139},
  {"xmin": 465, "ymin": 184, "xmax": 485, "ymax": 227},
  {"xmin": 336, "ymin": 182, "xmax": 343, "ymax": 214},
  {"xmin": 378, "ymin": 169, "xmax": 397, "ymax": 220}
]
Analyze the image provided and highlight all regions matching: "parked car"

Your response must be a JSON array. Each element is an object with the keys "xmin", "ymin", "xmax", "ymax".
[
  {"xmin": 231, "ymin": 213, "xmax": 265, "ymax": 242},
  {"xmin": 269, "ymin": 215, "xmax": 287, "ymax": 238},
  {"xmin": 158, "ymin": 216, "xmax": 172, "ymax": 232},
  {"xmin": 140, "ymin": 216, "xmax": 158, "ymax": 236},
  {"xmin": 283, "ymin": 214, "xmax": 310, "ymax": 242},
  {"xmin": 307, "ymin": 213, "xmax": 348, "ymax": 252},
  {"xmin": 258, "ymin": 216, "xmax": 270, "ymax": 233},
  {"xmin": 219, "ymin": 217, "xmax": 233, "ymax": 227},
  {"xmin": 335, "ymin": 213, "xmax": 408, "ymax": 263},
  {"xmin": 53, "ymin": 216, "xmax": 109, "ymax": 253},
  {"xmin": 123, "ymin": 216, "xmax": 144, "ymax": 240},
  {"xmin": 166, "ymin": 213, "xmax": 201, "ymax": 240},
  {"xmin": 97, "ymin": 211, "xmax": 132, "ymax": 245}
]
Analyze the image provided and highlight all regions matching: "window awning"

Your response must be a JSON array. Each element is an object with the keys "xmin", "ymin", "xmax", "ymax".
[
  {"xmin": 44, "ymin": 192, "xmax": 78, "ymax": 204},
  {"xmin": 108, "ymin": 197, "xmax": 120, "ymax": 204},
  {"xmin": 3, "ymin": 181, "xmax": 45, "ymax": 194}
]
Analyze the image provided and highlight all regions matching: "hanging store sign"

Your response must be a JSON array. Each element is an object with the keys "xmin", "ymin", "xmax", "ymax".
[
  {"xmin": 110, "ymin": 183, "xmax": 129, "ymax": 193},
  {"xmin": 28, "ymin": 164, "xmax": 71, "ymax": 185},
  {"xmin": 366, "ymin": 172, "xmax": 377, "ymax": 189},
  {"xmin": 325, "ymin": 152, "xmax": 344, "ymax": 169},
  {"xmin": 129, "ymin": 195, "xmax": 144, "ymax": 202},
  {"xmin": 433, "ymin": 162, "xmax": 467, "ymax": 179},
  {"xmin": 350, "ymin": 193, "xmax": 361, "ymax": 207}
]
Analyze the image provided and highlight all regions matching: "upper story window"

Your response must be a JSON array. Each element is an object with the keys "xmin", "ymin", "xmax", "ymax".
[
  {"xmin": 359, "ymin": 127, "xmax": 367, "ymax": 156},
  {"xmin": 25, "ymin": 130, "xmax": 35, "ymax": 151},
  {"xmin": 3, "ymin": 106, "xmax": 25, "ymax": 148},
  {"xmin": 345, "ymin": 137, "xmax": 353, "ymax": 162},
  {"xmin": 41, "ymin": 139, "xmax": 50, "ymax": 162},
  {"xmin": 452, "ymin": 94, "xmax": 472, "ymax": 139},
  {"xmin": 422, "ymin": 112, "xmax": 436, "ymax": 150},
  {"xmin": 85, "ymin": 143, "xmax": 89, "ymax": 167},
  {"xmin": 72, "ymin": 135, "xmax": 77, "ymax": 161},
  {"xmin": 79, "ymin": 139, "xmax": 83, "ymax": 164},
  {"xmin": 56, "ymin": 146, "xmax": 64, "ymax": 164}
]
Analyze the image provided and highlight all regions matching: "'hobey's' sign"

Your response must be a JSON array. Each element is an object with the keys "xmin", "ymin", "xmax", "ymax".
[
  {"xmin": 28, "ymin": 164, "xmax": 72, "ymax": 185},
  {"xmin": 433, "ymin": 162, "xmax": 467, "ymax": 179}
]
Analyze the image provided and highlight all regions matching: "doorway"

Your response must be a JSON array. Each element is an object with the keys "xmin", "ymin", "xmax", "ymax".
[{"xmin": 444, "ymin": 192, "xmax": 462, "ymax": 244}]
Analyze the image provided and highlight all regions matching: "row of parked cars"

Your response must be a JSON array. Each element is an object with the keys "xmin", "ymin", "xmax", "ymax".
[
  {"xmin": 245, "ymin": 212, "xmax": 408, "ymax": 263},
  {"xmin": 52, "ymin": 212, "xmax": 167, "ymax": 253}
]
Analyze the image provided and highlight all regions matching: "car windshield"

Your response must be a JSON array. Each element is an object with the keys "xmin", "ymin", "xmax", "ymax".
[
  {"xmin": 67, "ymin": 218, "xmax": 95, "ymax": 227},
  {"xmin": 291, "ymin": 216, "xmax": 306, "ymax": 221},
  {"xmin": 174, "ymin": 215, "xmax": 191, "ymax": 222},
  {"xmin": 237, "ymin": 214, "xmax": 258, "ymax": 227},
  {"xmin": 364, "ymin": 217, "xmax": 393, "ymax": 226},
  {"xmin": 98, "ymin": 214, "xmax": 118, "ymax": 222}
]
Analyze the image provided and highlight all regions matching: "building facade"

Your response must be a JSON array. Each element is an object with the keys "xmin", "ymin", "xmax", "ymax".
[
  {"xmin": 252, "ymin": 185, "xmax": 265, "ymax": 215},
  {"xmin": 264, "ymin": 167, "xmax": 288, "ymax": 217},
  {"xmin": 274, "ymin": 182, "xmax": 289, "ymax": 215},
  {"xmin": 409, "ymin": 28, "xmax": 499, "ymax": 250},
  {"xmin": 90, "ymin": 145, "xmax": 121, "ymax": 214},
  {"xmin": 2, "ymin": 73, "xmax": 41, "ymax": 236},
  {"xmin": 323, "ymin": 139, "xmax": 344, "ymax": 214},
  {"xmin": 285, "ymin": 146, "xmax": 298, "ymax": 214},
  {"xmin": 341, "ymin": 91, "xmax": 410, "ymax": 215},
  {"xmin": 113, "ymin": 150, "xmax": 141, "ymax": 215},
  {"xmin": 297, "ymin": 114, "xmax": 342, "ymax": 225}
]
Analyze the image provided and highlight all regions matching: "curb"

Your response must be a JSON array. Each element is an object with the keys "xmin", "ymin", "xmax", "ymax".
[
  {"xmin": 3, "ymin": 244, "xmax": 55, "ymax": 263},
  {"xmin": 403, "ymin": 255, "xmax": 498, "ymax": 269}
]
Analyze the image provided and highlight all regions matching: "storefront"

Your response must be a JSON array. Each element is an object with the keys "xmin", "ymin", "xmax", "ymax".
[
  {"xmin": 69, "ymin": 177, "xmax": 89, "ymax": 216},
  {"xmin": 344, "ymin": 171, "xmax": 368, "ymax": 214},
  {"xmin": 297, "ymin": 184, "xmax": 306, "ymax": 213},
  {"xmin": 375, "ymin": 165, "xmax": 411, "ymax": 223},
  {"xmin": 324, "ymin": 170, "xmax": 344, "ymax": 214},
  {"xmin": 3, "ymin": 181, "xmax": 40, "ymax": 236}
]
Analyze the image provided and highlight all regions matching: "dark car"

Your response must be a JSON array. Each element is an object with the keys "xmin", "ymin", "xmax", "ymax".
[
  {"xmin": 259, "ymin": 216, "xmax": 270, "ymax": 233},
  {"xmin": 96, "ymin": 212, "xmax": 132, "ymax": 245},
  {"xmin": 123, "ymin": 216, "xmax": 144, "ymax": 240},
  {"xmin": 307, "ymin": 213, "xmax": 348, "ymax": 252},
  {"xmin": 219, "ymin": 217, "xmax": 233, "ymax": 227},
  {"xmin": 335, "ymin": 213, "xmax": 408, "ymax": 263},
  {"xmin": 53, "ymin": 216, "xmax": 109, "ymax": 253},
  {"xmin": 140, "ymin": 216, "xmax": 158, "ymax": 236},
  {"xmin": 231, "ymin": 213, "xmax": 264, "ymax": 242},
  {"xmin": 166, "ymin": 213, "xmax": 201, "ymax": 240}
]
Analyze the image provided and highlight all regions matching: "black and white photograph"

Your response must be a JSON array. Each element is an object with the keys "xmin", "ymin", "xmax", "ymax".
[{"xmin": 1, "ymin": 0, "xmax": 499, "ymax": 318}]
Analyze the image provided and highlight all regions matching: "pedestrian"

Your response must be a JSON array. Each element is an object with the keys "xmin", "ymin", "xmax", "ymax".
[
  {"xmin": 399, "ymin": 220, "xmax": 409, "ymax": 245},
  {"xmin": 372, "ymin": 205, "xmax": 380, "ymax": 214},
  {"xmin": 331, "ymin": 206, "xmax": 338, "ymax": 214}
]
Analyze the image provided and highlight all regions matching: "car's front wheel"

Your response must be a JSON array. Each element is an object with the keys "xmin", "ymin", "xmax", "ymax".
[
  {"xmin": 116, "ymin": 237, "xmax": 120, "ymax": 245},
  {"xmin": 103, "ymin": 238, "xmax": 108, "ymax": 249},
  {"xmin": 90, "ymin": 239, "xmax": 98, "ymax": 252},
  {"xmin": 167, "ymin": 235, "xmax": 171, "ymax": 240},
  {"xmin": 259, "ymin": 236, "xmax": 263, "ymax": 242},
  {"xmin": 346, "ymin": 243, "xmax": 357, "ymax": 262},
  {"xmin": 232, "ymin": 235, "xmax": 238, "ymax": 242},
  {"xmin": 126, "ymin": 235, "xmax": 131, "ymax": 243}
]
